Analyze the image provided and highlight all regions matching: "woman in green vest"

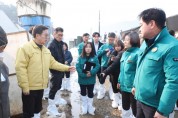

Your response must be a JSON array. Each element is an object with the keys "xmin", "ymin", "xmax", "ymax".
[{"xmin": 118, "ymin": 31, "xmax": 140, "ymax": 118}]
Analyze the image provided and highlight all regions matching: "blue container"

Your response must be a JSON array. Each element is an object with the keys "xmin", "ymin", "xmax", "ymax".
[{"xmin": 19, "ymin": 15, "xmax": 51, "ymax": 31}]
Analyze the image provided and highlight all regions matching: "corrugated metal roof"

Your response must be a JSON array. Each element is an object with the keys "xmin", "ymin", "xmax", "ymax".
[{"xmin": 0, "ymin": 10, "xmax": 25, "ymax": 33}]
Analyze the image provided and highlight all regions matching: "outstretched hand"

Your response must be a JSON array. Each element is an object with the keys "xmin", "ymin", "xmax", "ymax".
[{"xmin": 69, "ymin": 66, "xmax": 76, "ymax": 72}]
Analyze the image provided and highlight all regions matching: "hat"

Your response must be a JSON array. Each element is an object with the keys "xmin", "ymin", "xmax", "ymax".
[{"xmin": 0, "ymin": 26, "xmax": 8, "ymax": 46}]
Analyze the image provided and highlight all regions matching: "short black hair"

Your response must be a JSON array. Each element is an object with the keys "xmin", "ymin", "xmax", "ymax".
[
  {"xmin": 169, "ymin": 30, "xmax": 175, "ymax": 36},
  {"xmin": 81, "ymin": 42, "xmax": 95, "ymax": 58},
  {"xmin": 0, "ymin": 26, "xmax": 8, "ymax": 46},
  {"xmin": 63, "ymin": 42, "xmax": 68, "ymax": 50},
  {"xmin": 139, "ymin": 8, "xmax": 166, "ymax": 29},
  {"xmin": 92, "ymin": 32, "xmax": 100, "ymax": 37},
  {"xmin": 124, "ymin": 31, "xmax": 140, "ymax": 47},
  {"xmin": 83, "ymin": 33, "xmax": 90, "ymax": 37},
  {"xmin": 32, "ymin": 25, "xmax": 48, "ymax": 38},
  {"xmin": 54, "ymin": 27, "xmax": 64, "ymax": 32},
  {"xmin": 108, "ymin": 32, "xmax": 116, "ymax": 38}
]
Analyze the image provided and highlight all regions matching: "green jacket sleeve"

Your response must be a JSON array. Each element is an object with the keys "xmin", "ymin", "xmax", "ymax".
[
  {"xmin": 97, "ymin": 45, "xmax": 106, "ymax": 57},
  {"xmin": 76, "ymin": 57, "xmax": 87, "ymax": 78},
  {"xmin": 133, "ymin": 53, "xmax": 138, "ymax": 88},
  {"xmin": 90, "ymin": 57, "xmax": 100, "ymax": 76},
  {"xmin": 157, "ymin": 45, "xmax": 178, "ymax": 116}
]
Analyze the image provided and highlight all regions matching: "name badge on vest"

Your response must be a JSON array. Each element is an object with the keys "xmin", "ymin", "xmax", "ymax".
[
  {"xmin": 151, "ymin": 47, "xmax": 158, "ymax": 52},
  {"xmin": 127, "ymin": 56, "xmax": 133, "ymax": 63},
  {"xmin": 173, "ymin": 58, "xmax": 178, "ymax": 61}
]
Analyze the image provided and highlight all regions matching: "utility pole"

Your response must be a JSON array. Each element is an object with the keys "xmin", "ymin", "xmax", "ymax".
[{"xmin": 99, "ymin": 10, "xmax": 100, "ymax": 34}]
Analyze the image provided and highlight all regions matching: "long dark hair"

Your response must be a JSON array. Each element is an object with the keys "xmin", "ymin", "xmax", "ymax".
[
  {"xmin": 63, "ymin": 42, "xmax": 68, "ymax": 50},
  {"xmin": 114, "ymin": 39, "xmax": 124, "ymax": 51},
  {"xmin": 81, "ymin": 42, "xmax": 95, "ymax": 58}
]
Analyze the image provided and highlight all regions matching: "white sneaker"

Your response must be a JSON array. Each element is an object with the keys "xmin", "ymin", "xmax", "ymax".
[
  {"xmin": 54, "ymin": 91, "xmax": 67, "ymax": 105},
  {"xmin": 33, "ymin": 113, "xmax": 40, "ymax": 118},
  {"xmin": 97, "ymin": 84, "xmax": 106, "ymax": 99},
  {"xmin": 42, "ymin": 87, "xmax": 49, "ymax": 100},
  {"xmin": 55, "ymin": 97, "xmax": 67, "ymax": 106},
  {"xmin": 81, "ymin": 96, "xmax": 87, "ymax": 115},
  {"xmin": 60, "ymin": 87, "xmax": 65, "ymax": 91},
  {"xmin": 121, "ymin": 109, "xmax": 133, "ymax": 118},
  {"xmin": 93, "ymin": 84, "xmax": 98, "ymax": 95},
  {"xmin": 61, "ymin": 78, "xmax": 66, "ymax": 90},
  {"xmin": 112, "ymin": 100, "xmax": 118, "ymax": 109},
  {"xmin": 87, "ymin": 97, "xmax": 95, "ymax": 115},
  {"xmin": 112, "ymin": 93, "xmax": 121, "ymax": 108},
  {"xmin": 174, "ymin": 104, "xmax": 178, "ymax": 110},
  {"xmin": 118, "ymin": 105, "xmax": 122, "ymax": 110},
  {"xmin": 66, "ymin": 78, "xmax": 71, "ymax": 92},
  {"xmin": 169, "ymin": 111, "xmax": 175, "ymax": 118},
  {"xmin": 47, "ymin": 99, "xmax": 62, "ymax": 117},
  {"xmin": 109, "ymin": 85, "xmax": 114, "ymax": 100}
]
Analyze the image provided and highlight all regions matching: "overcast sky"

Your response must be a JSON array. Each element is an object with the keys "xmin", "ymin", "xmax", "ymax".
[{"xmin": 1, "ymin": 0, "xmax": 178, "ymax": 39}]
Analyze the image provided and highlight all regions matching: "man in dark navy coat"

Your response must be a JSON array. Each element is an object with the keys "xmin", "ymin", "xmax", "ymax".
[{"xmin": 92, "ymin": 32, "xmax": 103, "ymax": 95}]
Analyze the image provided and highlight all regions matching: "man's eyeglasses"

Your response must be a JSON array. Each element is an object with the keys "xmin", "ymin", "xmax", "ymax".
[{"xmin": 58, "ymin": 34, "xmax": 63, "ymax": 37}]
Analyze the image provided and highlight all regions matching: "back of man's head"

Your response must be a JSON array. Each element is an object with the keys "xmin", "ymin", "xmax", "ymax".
[
  {"xmin": 108, "ymin": 32, "xmax": 116, "ymax": 38},
  {"xmin": 32, "ymin": 25, "xmax": 48, "ymax": 38},
  {"xmin": 139, "ymin": 8, "xmax": 166, "ymax": 29},
  {"xmin": 0, "ymin": 26, "xmax": 8, "ymax": 46},
  {"xmin": 54, "ymin": 27, "xmax": 64, "ymax": 33},
  {"xmin": 83, "ymin": 33, "xmax": 89, "ymax": 37}
]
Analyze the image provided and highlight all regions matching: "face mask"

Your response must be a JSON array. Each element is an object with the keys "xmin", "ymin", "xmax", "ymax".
[{"xmin": 0, "ymin": 52, "xmax": 4, "ymax": 61}]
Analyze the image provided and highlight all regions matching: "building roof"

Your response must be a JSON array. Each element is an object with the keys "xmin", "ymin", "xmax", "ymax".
[{"xmin": 0, "ymin": 10, "xmax": 25, "ymax": 33}]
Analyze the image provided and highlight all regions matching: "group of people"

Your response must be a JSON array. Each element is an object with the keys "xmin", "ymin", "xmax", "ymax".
[
  {"xmin": 76, "ymin": 8, "xmax": 178, "ymax": 118},
  {"xmin": 0, "ymin": 7, "xmax": 178, "ymax": 118}
]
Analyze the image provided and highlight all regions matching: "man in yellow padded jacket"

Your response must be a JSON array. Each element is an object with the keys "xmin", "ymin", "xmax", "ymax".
[{"xmin": 15, "ymin": 25, "xmax": 75, "ymax": 118}]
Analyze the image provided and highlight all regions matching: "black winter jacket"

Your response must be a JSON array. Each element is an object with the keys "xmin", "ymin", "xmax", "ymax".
[
  {"xmin": 48, "ymin": 39, "xmax": 65, "ymax": 78},
  {"xmin": 103, "ymin": 51, "xmax": 123, "ymax": 76}
]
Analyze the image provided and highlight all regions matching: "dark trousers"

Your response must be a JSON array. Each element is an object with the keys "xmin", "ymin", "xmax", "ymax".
[
  {"xmin": 136, "ymin": 100, "xmax": 156, "ymax": 118},
  {"xmin": 110, "ymin": 74, "xmax": 120, "ymax": 93},
  {"xmin": 64, "ymin": 72, "xmax": 70, "ymax": 78},
  {"xmin": 122, "ymin": 91, "xmax": 137, "ymax": 117},
  {"xmin": 49, "ymin": 75, "xmax": 63, "ymax": 99},
  {"xmin": 176, "ymin": 100, "xmax": 178, "ymax": 107},
  {"xmin": 79, "ymin": 84, "xmax": 94, "ymax": 98},
  {"xmin": 99, "ymin": 67, "xmax": 107, "ymax": 84},
  {"xmin": 22, "ymin": 90, "xmax": 43, "ymax": 118}
]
